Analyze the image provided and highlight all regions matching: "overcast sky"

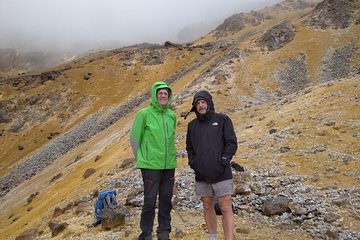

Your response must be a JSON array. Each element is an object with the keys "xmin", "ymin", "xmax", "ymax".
[{"xmin": 0, "ymin": 0, "xmax": 282, "ymax": 52}]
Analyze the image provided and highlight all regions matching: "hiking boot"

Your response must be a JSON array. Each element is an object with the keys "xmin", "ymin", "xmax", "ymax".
[{"xmin": 92, "ymin": 220, "xmax": 101, "ymax": 227}]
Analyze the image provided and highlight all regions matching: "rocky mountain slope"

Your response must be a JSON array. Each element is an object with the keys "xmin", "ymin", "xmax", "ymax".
[
  {"xmin": 0, "ymin": 0, "xmax": 359, "ymax": 239},
  {"xmin": 0, "ymin": 49, "xmax": 79, "ymax": 78}
]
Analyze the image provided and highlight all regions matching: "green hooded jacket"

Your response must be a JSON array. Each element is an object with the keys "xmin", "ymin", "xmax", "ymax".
[{"xmin": 130, "ymin": 81, "xmax": 177, "ymax": 169}]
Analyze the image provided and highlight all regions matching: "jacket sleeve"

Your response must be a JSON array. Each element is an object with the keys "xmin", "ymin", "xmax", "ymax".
[
  {"xmin": 221, "ymin": 115, "xmax": 238, "ymax": 166},
  {"xmin": 186, "ymin": 123, "xmax": 195, "ymax": 169},
  {"xmin": 130, "ymin": 110, "xmax": 146, "ymax": 160}
]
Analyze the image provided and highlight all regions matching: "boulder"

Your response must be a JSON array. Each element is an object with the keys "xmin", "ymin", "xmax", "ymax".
[
  {"xmin": 52, "ymin": 206, "xmax": 65, "ymax": 218},
  {"xmin": 48, "ymin": 220, "xmax": 68, "ymax": 237},
  {"xmin": 101, "ymin": 206, "xmax": 128, "ymax": 230},
  {"xmin": 232, "ymin": 167, "xmax": 252, "ymax": 196},
  {"xmin": 262, "ymin": 196, "xmax": 291, "ymax": 216},
  {"xmin": 75, "ymin": 202, "xmax": 89, "ymax": 215},
  {"xmin": 83, "ymin": 168, "xmax": 96, "ymax": 179},
  {"xmin": 15, "ymin": 228, "xmax": 38, "ymax": 240}
]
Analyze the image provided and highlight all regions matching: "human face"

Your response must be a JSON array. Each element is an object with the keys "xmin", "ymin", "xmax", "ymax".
[
  {"xmin": 196, "ymin": 99, "xmax": 208, "ymax": 114},
  {"xmin": 157, "ymin": 89, "xmax": 169, "ymax": 108}
]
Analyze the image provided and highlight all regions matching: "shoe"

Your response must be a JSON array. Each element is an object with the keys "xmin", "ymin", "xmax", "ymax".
[{"xmin": 92, "ymin": 220, "xmax": 101, "ymax": 227}]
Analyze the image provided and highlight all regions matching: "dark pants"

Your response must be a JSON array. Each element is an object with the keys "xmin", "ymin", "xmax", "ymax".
[{"xmin": 139, "ymin": 169, "xmax": 175, "ymax": 240}]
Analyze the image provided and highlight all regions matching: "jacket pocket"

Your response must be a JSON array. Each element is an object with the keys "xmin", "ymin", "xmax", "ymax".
[
  {"xmin": 205, "ymin": 153, "xmax": 226, "ymax": 180},
  {"xmin": 192, "ymin": 155, "xmax": 204, "ymax": 179}
]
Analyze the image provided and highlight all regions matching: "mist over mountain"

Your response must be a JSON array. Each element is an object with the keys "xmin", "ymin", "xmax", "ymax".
[
  {"xmin": 0, "ymin": 0, "xmax": 282, "ymax": 52},
  {"xmin": 0, "ymin": 0, "xmax": 283, "ymax": 75},
  {"xmin": 177, "ymin": 20, "xmax": 222, "ymax": 42},
  {"xmin": 0, "ymin": 0, "xmax": 359, "ymax": 239}
]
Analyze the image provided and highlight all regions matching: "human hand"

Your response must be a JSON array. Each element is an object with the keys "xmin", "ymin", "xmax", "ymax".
[{"xmin": 220, "ymin": 156, "xmax": 230, "ymax": 166}]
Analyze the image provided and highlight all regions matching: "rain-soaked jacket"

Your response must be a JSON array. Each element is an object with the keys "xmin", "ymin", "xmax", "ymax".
[
  {"xmin": 130, "ymin": 81, "xmax": 177, "ymax": 169},
  {"xmin": 186, "ymin": 90, "xmax": 237, "ymax": 183}
]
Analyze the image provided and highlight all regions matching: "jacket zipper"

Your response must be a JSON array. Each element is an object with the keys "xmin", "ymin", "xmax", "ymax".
[{"xmin": 162, "ymin": 110, "xmax": 168, "ymax": 169}]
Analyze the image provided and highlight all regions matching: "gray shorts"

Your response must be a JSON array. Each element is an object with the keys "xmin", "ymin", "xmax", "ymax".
[{"xmin": 195, "ymin": 179, "xmax": 233, "ymax": 197}]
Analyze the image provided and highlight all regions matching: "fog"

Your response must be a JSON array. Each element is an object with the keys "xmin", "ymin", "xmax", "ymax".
[{"xmin": 0, "ymin": 0, "xmax": 282, "ymax": 52}]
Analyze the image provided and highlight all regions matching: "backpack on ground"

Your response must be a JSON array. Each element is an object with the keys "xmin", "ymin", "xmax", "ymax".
[{"xmin": 93, "ymin": 189, "xmax": 118, "ymax": 226}]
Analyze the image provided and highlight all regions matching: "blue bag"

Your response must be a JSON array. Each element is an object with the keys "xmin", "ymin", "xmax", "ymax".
[{"xmin": 94, "ymin": 189, "xmax": 118, "ymax": 223}]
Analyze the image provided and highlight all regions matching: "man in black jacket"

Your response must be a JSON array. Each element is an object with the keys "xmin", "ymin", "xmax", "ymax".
[{"xmin": 185, "ymin": 90, "xmax": 238, "ymax": 240}]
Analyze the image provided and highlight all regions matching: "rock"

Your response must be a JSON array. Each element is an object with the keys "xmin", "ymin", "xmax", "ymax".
[
  {"xmin": 256, "ymin": 20, "xmax": 295, "ymax": 51},
  {"xmin": 235, "ymin": 227, "xmax": 250, "ymax": 234},
  {"xmin": 94, "ymin": 155, "xmax": 102, "ymax": 162},
  {"xmin": 48, "ymin": 220, "xmax": 68, "ymax": 237},
  {"xmin": 305, "ymin": 0, "xmax": 358, "ymax": 29},
  {"xmin": 27, "ymin": 192, "xmax": 39, "ymax": 204},
  {"xmin": 272, "ymin": 53, "xmax": 309, "ymax": 94},
  {"xmin": 324, "ymin": 213, "xmax": 340, "ymax": 223},
  {"xmin": 119, "ymin": 158, "xmax": 134, "ymax": 168},
  {"xmin": 262, "ymin": 196, "xmax": 290, "ymax": 216},
  {"xmin": 84, "ymin": 73, "xmax": 91, "ymax": 80},
  {"xmin": 269, "ymin": 128, "xmax": 277, "ymax": 134},
  {"xmin": 318, "ymin": 45, "xmax": 354, "ymax": 82},
  {"xmin": 92, "ymin": 189, "xmax": 99, "ymax": 198},
  {"xmin": 74, "ymin": 196, "xmax": 92, "ymax": 206},
  {"xmin": 125, "ymin": 188, "xmax": 143, "ymax": 207},
  {"xmin": 214, "ymin": 11, "xmax": 269, "ymax": 35},
  {"xmin": 101, "ymin": 206, "xmax": 128, "ymax": 230},
  {"xmin": 28, "ymin": 94, "xmax": 41, "ymax": 106},
  {"xmin": 40, "ymin": 71, "xmax": 62, "ymax": 83},
  {"xmin": 164, "ymin": 41, "xmax": 182, "ymax": 48},
  {"xmin": 280, "ymin": 146, "xmax": 291, "ymax": 153},
  {"xmin": 64, "ymin": 64, "xmax": 72, "ymax": 70},
  {"xmin": 323, "ymin": 120, "xmax": 336, "ymax": 126},
  {"xmin": 15, "ymin": 228, "xmax": 39, "ymax": 240},
  {"xmin": 180, "ymin": 111, "xmax": 190, "ymax": 118},
  {"xmin": 141, "ymin": 50, "xmax": 164, "ymax": 65},
  {"xmin": 50, "ymin": 173, "xmax": 62, "ymax": 183},
  {"xmin": 174, "ymin": 228, "xmax": 185, "ymax": 238},
  {"xmin": 232, "ymin": 171, "xmax": 252, "ymax": 196},
  {"xmin": 83, "ymin": 168, "xmax": 96, "ymax": 179},
  {"xmin": 75, "ymin": 202, "xmax": 89, "ymax": 215},
  {"xmin": 0, "ymin": 109, "xmax": 11, "ymax": 123},
  {"xmin": 325, "ymin": 229, "xmax": 339, "ymax": 239},
  {"xmin": 52, "ymin": 206, "xmax": 65, "ymax": 218},
  {"xmin": 289, "ymin": 202, "xmax": 308, "ymax": 215},
  {"xmin": 50, "ymin": 131, "xmax": 59, "ymax": 137},
  {"xmin": 64, "ymin": 203, "xmax": 74, "ymax": 212},
  {"xmin": 74, "ymin": 154, "xmax": 82, "ymax": 162},
  {"xmin": 332, "ymin": 198, "xmax": 348, "ymax": 207}
]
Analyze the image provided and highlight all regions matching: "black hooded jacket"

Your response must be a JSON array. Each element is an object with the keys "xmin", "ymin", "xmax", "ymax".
[{"xmin": 186, "ymin": 90, "xmax": 238, "ymax": 183}]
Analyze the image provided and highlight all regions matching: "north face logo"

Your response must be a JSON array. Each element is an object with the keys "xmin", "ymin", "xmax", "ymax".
[{"xmin": 212, "ymin": 122, "xmax": 218, "ymax": 126}]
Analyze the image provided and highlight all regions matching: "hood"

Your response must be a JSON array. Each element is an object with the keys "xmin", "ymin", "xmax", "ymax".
[
  {"xmin": 150, "ymin": 81, "xmax": 172, "ymax": 111},
  {"xmin": 184, "ymin": 90, "xmax": 215, "ymax": 120}
]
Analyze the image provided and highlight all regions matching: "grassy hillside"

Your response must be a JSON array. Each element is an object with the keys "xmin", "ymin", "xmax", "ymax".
[{"xmin": 0, "ymin": 0, "xmax": 359, "ymax": 239}]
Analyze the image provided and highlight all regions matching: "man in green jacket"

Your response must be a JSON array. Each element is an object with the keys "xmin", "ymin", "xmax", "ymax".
[{"xmin": 130, "ymin": 81, "xmax": 177, "ymax": 240}]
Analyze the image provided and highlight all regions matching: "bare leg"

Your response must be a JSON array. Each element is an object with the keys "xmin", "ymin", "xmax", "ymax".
[
  {"xmin": 201, "ymin": 196, "xmax": 217, "ymax": 235},
  {"xmin": 218, "ymin": 195, "xmax": 233, "ymax": 240}
]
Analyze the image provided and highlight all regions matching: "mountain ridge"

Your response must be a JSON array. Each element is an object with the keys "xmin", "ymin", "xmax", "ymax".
[{"xmin": 0, "ymin": 0, "xmax": 359, "ymax": 239}]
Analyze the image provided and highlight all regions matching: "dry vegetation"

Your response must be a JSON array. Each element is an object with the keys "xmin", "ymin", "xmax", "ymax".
[{"xmin": 0, "ymin": 0, "xmax": 359, "ymax": 239}]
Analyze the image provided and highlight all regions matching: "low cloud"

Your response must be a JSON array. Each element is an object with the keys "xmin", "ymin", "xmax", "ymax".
[{"xmin": 0, "ymin": 0, "xmax": 282, "ymax": 52}]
